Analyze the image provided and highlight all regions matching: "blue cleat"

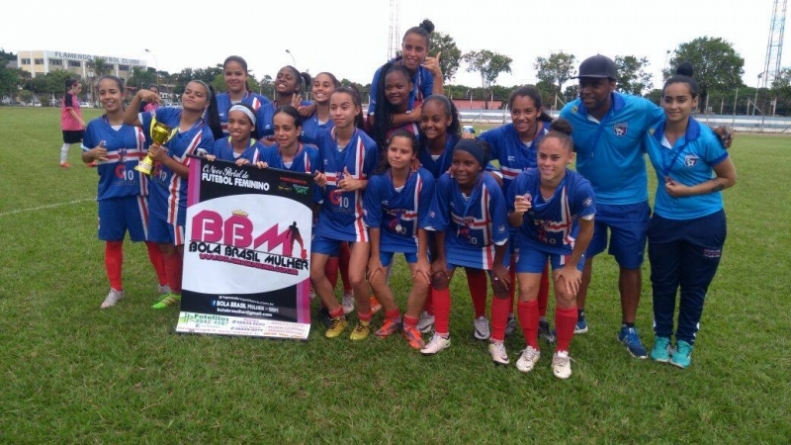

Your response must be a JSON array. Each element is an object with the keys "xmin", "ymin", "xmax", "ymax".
[{"xmin": 617, "ymin": 326, "xmax": 648, "ymax": 359}]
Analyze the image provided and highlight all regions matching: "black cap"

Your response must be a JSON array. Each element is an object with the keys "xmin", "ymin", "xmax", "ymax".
[{"xmin": 577, "ymin": 54, "xmax": 617, "ymax": 80}]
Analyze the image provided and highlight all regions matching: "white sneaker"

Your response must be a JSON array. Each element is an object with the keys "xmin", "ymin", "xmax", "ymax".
[
  {"xmin": 505, "ymin": 313, "xmax": 517, "ymax": 337},
  {"xmin": 473, "ymin": 316, "xmax": 490, "ymax": 340},
  {"xmin": 420, "ymin": 333, "xmax": 451, "ymax": 355},
  {"xmin": 157, "ymin": 284, "xmax": 171, "ymax": 295},
  {"xmin": 516, "ymin": 346, "xmax": 541, "ymax": 373},
  {"xmin": 488, "ymin": 341, "xmax": 509, "ymax": 365},
  {"xmin": 417, "ymin": 311, "xmax": 435, "ymax": 333},
  {"xmin": 552, "ymin": 351, "xmax": 572, "ymax": 379},
  {"xmin": 342, "ymin": 293, "xmax": 355, "ymax": 315},
  {"xmin": 101, "ymin": 288, "xmax": 125, "ymax": 309}
]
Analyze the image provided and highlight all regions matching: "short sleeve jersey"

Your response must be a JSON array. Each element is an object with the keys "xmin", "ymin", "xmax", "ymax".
[
  {"xmin": 216, "ymin": 92, "xmax": 275, "ymax": 138},
  {"xmin": 82, "ymin": 117, "xmax": 148, "ymax": 200}
]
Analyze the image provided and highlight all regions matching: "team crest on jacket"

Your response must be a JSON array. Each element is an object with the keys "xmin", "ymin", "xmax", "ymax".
[
  {"xmin": 613, "ymin": 122, "xmax": 628, "ymax": 137},
  {"xmin": 684, "ymin": 154, "xmax": 699, "ymax": 167}
]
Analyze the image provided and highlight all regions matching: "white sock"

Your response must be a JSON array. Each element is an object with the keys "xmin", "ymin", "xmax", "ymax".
[{"xmin": 60, "ymin": 143, "xmax": 70, "ymax": 163}]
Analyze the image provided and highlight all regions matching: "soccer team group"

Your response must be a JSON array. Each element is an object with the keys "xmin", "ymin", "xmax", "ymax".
[{"xmin": 59, "ymin": 19, "xmax": 736, "ymax": 379}]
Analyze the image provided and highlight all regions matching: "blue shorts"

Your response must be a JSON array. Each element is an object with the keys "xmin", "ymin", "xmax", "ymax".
[
  {"xmin": 586, "ymin": 201, "xmax": 650, "ymax": 269},
  {"xmin": 148, "ymin": 213, "xmax": 185, "ymax": 245},
  {"xmin": 380, "ymin": 251, "xmax": 418, "ymax": 267},
  {"xmin": 515, "ymin": 246, "xmax": 585, "ymax": 274},
  {"xmin": 312, "ymin": 234, "xmax": 356, "ymax": 256},
  {"xmin": 98, "ymin": 195, "xmax": 148, "ymax": 242}
]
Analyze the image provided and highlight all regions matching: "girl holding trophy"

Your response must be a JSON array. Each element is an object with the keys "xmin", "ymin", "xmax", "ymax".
[
  {"xmin": 123, "ymin": 80, "xmax": 220, "ymax": 309},
  {"xmin": 81, "ymin": 75, "xmax": 170, "ymax": 308}
]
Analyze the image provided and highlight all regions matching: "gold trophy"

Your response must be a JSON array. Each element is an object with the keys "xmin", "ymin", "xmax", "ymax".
[{"xmin": 135, "ymin": 122, "xmax": 172, "ymax": 175}]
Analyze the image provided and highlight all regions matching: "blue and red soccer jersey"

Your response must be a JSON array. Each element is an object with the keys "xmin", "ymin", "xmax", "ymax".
[
  {"xmin": 216, "ymin": 91, "xmax": 275, "ymax": 138},
  {"xmin": 368, "ymin": 60, "xmax": 434, "ymax": 115},
  {"xmin": 313, "ymin": 128, "xmax": 378, "ymax": 242},
  {"xmin": 507, "ymin": 169, "xmax": 596, "ymax": 255},
  {"xmin": 300, "ymin": 109, "xmax": 334, "ymax": 145},
  {"xmin": 82, "ymin": 117, "xmax": 148, "ymax": 200},
  {"xmin": 260, "ymin": 143, "xmax": 323, "ymax": 204},
  {"xmin": 479, "ymin": 122, "xmax": 549, "ymax": 195},
  {"xmin": 363, "ymin": 167, "xmax": 435, "ymax": 253},
  {"xmin": 211, "ymin": 137, "xmax": 265, "ymax": 164},
  {"xmin": 140, "ymin": 107, "xmax": 214, "ymax": 230},
  {"xmin": 427, "ymin": 173, "xmax": 509, "ymax": 269},
  {"xmin": 418, "ymin": 136, "xmax": 457, "ymax": 179}
]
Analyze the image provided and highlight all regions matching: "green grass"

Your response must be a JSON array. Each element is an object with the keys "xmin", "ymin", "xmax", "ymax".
[{"xmin": 1, "ymin": 108, "xmax": 789, "ymax": 444}]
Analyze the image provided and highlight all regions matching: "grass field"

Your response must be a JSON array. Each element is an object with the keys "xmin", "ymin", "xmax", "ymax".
[{"xmin": 1, "ymin": 107, "xmax": 789, "ymax": 444}]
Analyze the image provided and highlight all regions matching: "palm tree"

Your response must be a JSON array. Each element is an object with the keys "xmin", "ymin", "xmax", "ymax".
[{"xmin": 85, "ymin": 57, "xmax": 111, "ymax": 105}]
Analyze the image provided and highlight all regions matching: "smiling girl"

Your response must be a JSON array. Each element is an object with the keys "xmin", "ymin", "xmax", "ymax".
[
  {"xmin": 208, "ymin": 103, "xmax": 265, "ymax": 165},
  {"xmin": 300, "ymin": 72, "xmax": 340, "ymax": 145},
  {"xmin": 81, "ymin": 75, "xmax": 169, "ymax": 308},
  {"xmin": 506, "ymin": 119, "xmax": 596, "ymax": 379},
  {"xmin": 369, "ymin": 63, "xmax": 421, "ymax": 151},
  {"xmin": 216, "ymin": 56, "xmax": 274, "ymax": 141}
]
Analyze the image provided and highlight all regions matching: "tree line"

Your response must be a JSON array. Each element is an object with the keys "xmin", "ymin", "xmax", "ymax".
[{"xmin": 4, "ymin": 35, "xmax": 791, "ymax": 116}]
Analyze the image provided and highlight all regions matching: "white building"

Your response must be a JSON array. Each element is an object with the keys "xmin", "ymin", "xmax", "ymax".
[{"xmin": 16, "ymin": 50, "xmax": 147, "ymax": 81}]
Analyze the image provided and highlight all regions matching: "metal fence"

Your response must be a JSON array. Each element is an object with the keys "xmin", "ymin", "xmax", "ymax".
[{"xmin": 459, "ymin": 109, "xmax": 791, "ymax": 134}]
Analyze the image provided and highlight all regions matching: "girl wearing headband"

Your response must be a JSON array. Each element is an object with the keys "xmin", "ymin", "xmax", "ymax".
[
  {"xmin": 123, "ymin": 80, "xmax": 219, "ymax": 309},
  {"xmin": 207, "ymin": 103, "xmax": 266, "ymax": 165},
  {"xmin": 421, "ymin": 139, "xmax": 510, "ymax": 361}
]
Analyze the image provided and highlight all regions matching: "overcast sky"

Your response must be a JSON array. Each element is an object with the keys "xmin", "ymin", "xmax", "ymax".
[{"xmin": 1, "ymin": 0, "xmax": 782, "ymax": 90}]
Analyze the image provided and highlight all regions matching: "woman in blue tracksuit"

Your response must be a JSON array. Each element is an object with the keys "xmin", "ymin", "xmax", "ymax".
[{"xmin": 644, "ymin": 63, "xmax": 737, "ymax": 369}]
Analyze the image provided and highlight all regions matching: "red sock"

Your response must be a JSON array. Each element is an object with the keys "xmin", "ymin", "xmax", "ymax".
[
  {"xmin": 105, "ymin": 241, "xmax": 124, "ymax": 290},
  {"xmin": 517, "ymin": 300, "xmax": 540, "ymax": 349},
  {"xmin": 325, "ymin": 257, "xmax": 339, "ymax": 289},
  {"xmin": 490, "ymin": 297, "xmax": 511, "ymax": 342},
  {"xmin": 555, "ymin": 307, "xmax": 578, "ymax": 353},
  {"xmin": 358, "ymin": 310, "xmax": 373, "ymax": 322},
  {"xmin": 423, "ymin": 288, "xmax": 434, "ymax": 315},
  {"xmin": 466, "ymin": 268, "xmax": 488, "ymax": 318},
  {"xmin": 162, "ymin": 251, "xmax": 183, "ymax": 295},
  {"xmin": 329, "ymin": 306, "xmax": 344, "ymax": 319},
  {"xmin": 508, "ymin": 260, "xmax": 516, "ymax": 316},
  {"xmin": 538, "ymin": 265, "xmax": 550, "ymax": 318},
  {"xmin": 145, "ymin": 241, "xmax": 168, "ymax": 286},
  {"xmin": 432, "ymin": 287, "xmax": 451, "ymax": 335},
  {"xmin": 339, "ymin": 242, "xmax": 352, "ymax": 294},
  {"xmin": 384, "ymin": 308, "xmax": 401, "ymax": 321},
  {"xmin": 403, "ymin": 315, "xmax": 419, "ymax": 327}
]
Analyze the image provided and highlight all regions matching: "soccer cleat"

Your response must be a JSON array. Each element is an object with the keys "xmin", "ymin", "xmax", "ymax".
[
  {"xmin": 151, "ymin": 293, "xmax": 181, "ymax": 309},
  {"xmin": 341, "ymin": 293, "xmax": 355, "ymax": 315},
  {"xmin": 505, "ymin": 313, "xmax": 517, "ymax": 337},
  {"xmin": 617, "ymin": 326, "xmax": 648, "ymax": 359},
  {"xmin": 516, "ymin": 346, "xmax": 541, "ymax": 373},
  {"xmin": 473, "ymin": 316, "xmax": 490, "ymax": 341},
  {"xmin": 317, "ymin": 307, "xmax": 332, "ymax": 328},
  {"xmin": 488, "ymin": 341, "xmax": 510, "ymax": 366},
  {"xmin": 100, "ymin": 288, "xmax": 124, "ymax": 309},
  {"xmin": 349, "ymin": 320, "xmax": 371, "ymax": 341},
  {"xmin": 420, "ymin": 333, "xmax": 451, "ymax": 355},
  {"xmin": 552, "ymin": 351, "xmax": 573, "ymax": 379},
  {"xmin": 650, "ymin": 336, "xmax": 672, "ymax": 363},
  {"xmin": 538, "ymin": 320, "xmax": 556, "ymax": 344},
  {"xmin": 670, "ymin": 340, "xmax": 694, "ymax": 369},
  {"xmin": 417, "ymin": 311, "xmax": 435, "ymax": 334},
  {"xmin": 60, "ymin": 162, "xmax": 72, "ymax": 168},
  {"xmin": 325, "ymin": 316, "xmax": 348, "ymax": 338},
  {"xmin": 401, "ymin": 325, "xmax": 425, "ymax": 350},
  {"xmin": 375, "ymin": 318, "xmax": 401, "ymax": 338},
  {"xmin": 86, "ymin": 160, "xmax": 98, "ymax": 168},
  {"xmin": 575, "ymin": 316, "xmax": 589, "ymax": 334},
  {"xmin": 370, "ymin": 295, "xmax": 382, "ymax": 314}
]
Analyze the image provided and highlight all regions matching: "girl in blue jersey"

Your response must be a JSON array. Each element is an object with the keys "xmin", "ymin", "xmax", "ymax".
[
  {"xmin": 273, "ymin": 65, "xmax": 312, "ymax": 110},
  {"xmin": 368, "ymin": 19, "xmax": 443, "ymax": 126},
  {"xmin": 216, "ymin": 56, "xmax": 274, "ymax": 140},
  {"xmin": 300, "ymin": 72, "xmax": 340, "ymax": 145},
  {"xmin": 124, "ymin": 80, "xmax": 220, "ymax": 309},
  {"xmin": 363, "ymin": 130, "xmax": 435, "ymax": 350},
  {"xmin": 421, "ymin": 139, "xmax": 510, "ymax": 359},
  {"xmin": 506, "ymin": 119, "xmax": 596, "ymax": 379},
  {"xmin": 207, "ymin": 104, "xmax": 265, "ymax": 165},
  {"xmin": 368, "ymin": 63, "xmax": 421, "ymax": 150},
  {"xmin": 480, "ymin": 86, "xmax": 556, "ymax": 342},
  {"xmin": 644, "ymin": 64, "xmax": 736, "ymax": 369},
  {"xmin": 310, "ymin": 86, "xmax": 379, "ymax": 339},
  {"xmin": 416, "ymin": 94, "xmax": 490, "ymax": 337},
  {"xmin": 259, "ymin": 106, "xmax": 322, "ymax": 180},
  {"xmin": 81, "ymin": 75, "xmax": 169, "ymax": 308}
]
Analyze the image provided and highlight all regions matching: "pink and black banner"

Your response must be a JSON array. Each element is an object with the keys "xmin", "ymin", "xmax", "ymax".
[{"xmin": 177, "ymin": 157, "xmax": 314, "ymax": 340}]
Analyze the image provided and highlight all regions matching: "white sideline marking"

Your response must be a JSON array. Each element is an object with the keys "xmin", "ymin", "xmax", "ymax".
[{"xmin": 0, "ymin": 198, "xmax": 94, "ymax": 217}]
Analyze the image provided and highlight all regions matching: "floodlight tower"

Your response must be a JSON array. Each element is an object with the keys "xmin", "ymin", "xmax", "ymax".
[
  {"xmin": 387, "ymin": 0, "xmax": 401, "ymax": 60},
  {"xmin": 762, "ymin": 0, "xmax": 787, "ymax": 89}
]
